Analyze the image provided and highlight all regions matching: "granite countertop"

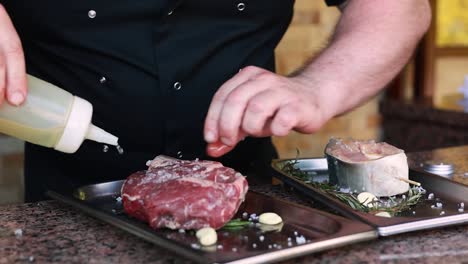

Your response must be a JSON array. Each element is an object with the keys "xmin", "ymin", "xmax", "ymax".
[
  {"xmin": 1, "ymin": 146, "xmax": 468, "ymax": 264},
  {"xmin": 407, "ymin": 145, "xmax": 468, "ymax": 186}
]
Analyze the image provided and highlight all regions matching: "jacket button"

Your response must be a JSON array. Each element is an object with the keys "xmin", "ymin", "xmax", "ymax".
[
  {"xmin": 88, "ymin": 10, "xmax": 97, "ymax": 18},
  {"xmin": 173, "ymin": 82, "xmax": 182, "ymax": 90}
]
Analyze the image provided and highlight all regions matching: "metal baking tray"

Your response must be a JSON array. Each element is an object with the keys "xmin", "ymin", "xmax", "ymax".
[
  {"xmin": 46, "ymin": 180, "xmax": 377, "ymax": 264},
  {"xmin": 271, "ymin": 158, "xmax": 468, "ymax": 236}
]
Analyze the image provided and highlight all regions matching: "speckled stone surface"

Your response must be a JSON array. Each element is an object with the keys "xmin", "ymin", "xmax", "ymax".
[
  {"xmin": 407, "ymin": 145, "xmax": 468, "ymax": 186},
  {"xmin": 1, "ymin": 147, "xmax": 468, "ymax": 264}
]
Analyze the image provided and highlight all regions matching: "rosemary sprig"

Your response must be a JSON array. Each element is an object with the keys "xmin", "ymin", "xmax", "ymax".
[
  {"xmin": 281, "ymin": 160, "xmax": 423, "ymax": 216},
  {"xmin": 281, "ymin": 159, "xmax": 335, "ymax": 191},
  {"xmin": 221, "ymin": 219, "xmax": 251, "ymax": 230},
  {"xmin": 223, "ymin": 219, "xmax": 250, "ymax": 227}
]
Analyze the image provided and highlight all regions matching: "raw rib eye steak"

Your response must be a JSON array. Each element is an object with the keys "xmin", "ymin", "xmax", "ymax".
[{"xmin": 121, "ymin": 156, "xmax": 249, "ymax": 230}]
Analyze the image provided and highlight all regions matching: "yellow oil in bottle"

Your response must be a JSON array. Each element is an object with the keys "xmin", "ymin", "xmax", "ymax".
[
  {"xmin": 0, "ymin": 75, "xmax": 73, "ymax": 148},
  {"xmin": 0, "ymin": 118, "xmax": 64, "ymax": 147}
]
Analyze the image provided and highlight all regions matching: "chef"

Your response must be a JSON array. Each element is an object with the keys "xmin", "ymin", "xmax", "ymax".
[{"xmin": 0, "ymin": 0, "xmax": 431, "ymax": 201}]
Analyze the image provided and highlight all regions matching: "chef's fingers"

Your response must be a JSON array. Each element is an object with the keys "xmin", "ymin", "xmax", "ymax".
[
  {"xmin": 0, "ymin": 5, "xmax": 27, "ymax": 106},
  {"xmin": 270, "ymin": 103, "xmax": 301, "ymax": 136},
  {"xmin": 204, "ymin": 66, "xmax": 265, "ymax": 144},
  {"xmin": 217, "ymin": 77, "xmax": 270, "ymax": 146},
  {"xmin": 0, "ymin": 53, "xmax": 5, "ymax": 105},
  {"xmin": 241, "ymin": 89, "xmax": 287, "ymax": 137},
  {"xmin": 206, "ymin": 131, "xmax": 248, "ymax": 157},
  {"xmin": 206, "ymin": 141, "xmax": 235, "ymax": 158}
]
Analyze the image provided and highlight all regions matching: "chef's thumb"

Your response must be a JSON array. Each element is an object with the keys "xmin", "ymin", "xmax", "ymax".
[{"xmin": 206, "ymin": 141, "xmax": 235, "ymax": 158}]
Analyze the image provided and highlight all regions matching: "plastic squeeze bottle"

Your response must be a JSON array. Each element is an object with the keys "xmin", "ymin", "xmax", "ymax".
[{"xmin": 0, "ymin": 74, "xmax": 118, "ymax": 153}]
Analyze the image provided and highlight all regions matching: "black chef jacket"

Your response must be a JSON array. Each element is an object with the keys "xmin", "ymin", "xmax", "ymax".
[{"xmin": 2, "ymin": 0, "xmax": 344, "ymax": 202}]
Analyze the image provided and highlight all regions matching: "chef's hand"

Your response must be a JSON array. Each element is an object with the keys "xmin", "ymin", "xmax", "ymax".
[
  {"xmin": 204, "ymin": 66, "xmax": 327, "ymax": 157},
  {"xmin": 0, "ymin": 4, "xmax": 27, "ymax": 106}
]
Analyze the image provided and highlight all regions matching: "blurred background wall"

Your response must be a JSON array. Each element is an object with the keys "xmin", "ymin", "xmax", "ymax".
[{"xmin": 434, "ymin": 0, "xmax": 468, "ymax": 106}]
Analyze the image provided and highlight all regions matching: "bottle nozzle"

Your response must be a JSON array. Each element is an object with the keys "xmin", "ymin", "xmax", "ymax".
[
  {"xmin": 86, "ymin": 124, "xmax": 119, "ymax": 146},
  {"xmin": 53, "ymin": 95, "xmax": 119, "ymax": 153}
]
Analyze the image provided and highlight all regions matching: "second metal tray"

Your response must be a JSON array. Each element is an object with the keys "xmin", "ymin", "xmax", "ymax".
[
  {"xmin": 271, "ymin": 158, "xmax": 468, "ymax": 236},
  {"xmin": 46, "ymin": 180, "xmax": 377, "ymax": 264}
]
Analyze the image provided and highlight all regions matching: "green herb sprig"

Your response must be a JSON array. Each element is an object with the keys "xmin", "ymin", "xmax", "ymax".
[
  {"xmin": 221, "ymin": 219, "xmax": 251, "ymax": 230},
  {"xmin": 281, "ymin": 159, "xmax": 423, "ymax": 216}
]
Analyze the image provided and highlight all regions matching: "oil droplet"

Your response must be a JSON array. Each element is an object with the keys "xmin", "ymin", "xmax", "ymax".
[
  {"xmin": 116, "ymin": 145, "xmax": 124, "ymax": 155},
  {"xmin": 103, "ymin": 145, "xmax": 109, "ymax": 153}
]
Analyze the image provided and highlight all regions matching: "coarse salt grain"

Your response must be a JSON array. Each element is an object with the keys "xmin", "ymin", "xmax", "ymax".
[
  {"xmin": 116, "ymin": 196, "xmax": 122, "ymax": 202},
  {"xmin": 418, "ymin": 187, "xmax": 426, "ymax": 194},
  {"xmin": 217, "ymin": 245, "xmax": 223, "ymax": 249},
  {"xmin": 339, "ymin": 187, "xmax": 351, "ymax": 193},
  {"xmin": 440, "ymin": 211, "xmax": 446, "ymax": 216},
  {"xmin": 191, "ymin": 243, "xmax": 201, "ymax": 249},
  {"xmin": 436, "ymin": 202, "xmax": 443, "ymax": 208},
  {"xmin": 232, "ymin": 248, "xmax": 237, "ymax": 252},
  {"xmin": 459, "ymin": 208, "xmax": 465, "ymax": 213},
  {"xmin": 14, "ymin": 229, "xmax": 22, "ymax": 237},
  {"xmin": 259, "ymin": 235, "xmax": 264, "ymax": 242},
  {"xmin": 428, "ymin": 193, "xmax": 434, "ymax": 200},
  {"xmin": 296, "ymin": 235, "xmax": 306, "ymax": 245},
  {"xmin": 460, "ymin": 202, "xmax": 465, "ymax": 208},
  {"xmin": 252, "ymin": 243, "xmax": 257, "ymax": 248},
  {"xmin": 178, "ymin": 229, "xmax": 185, "ymax": 233}
]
